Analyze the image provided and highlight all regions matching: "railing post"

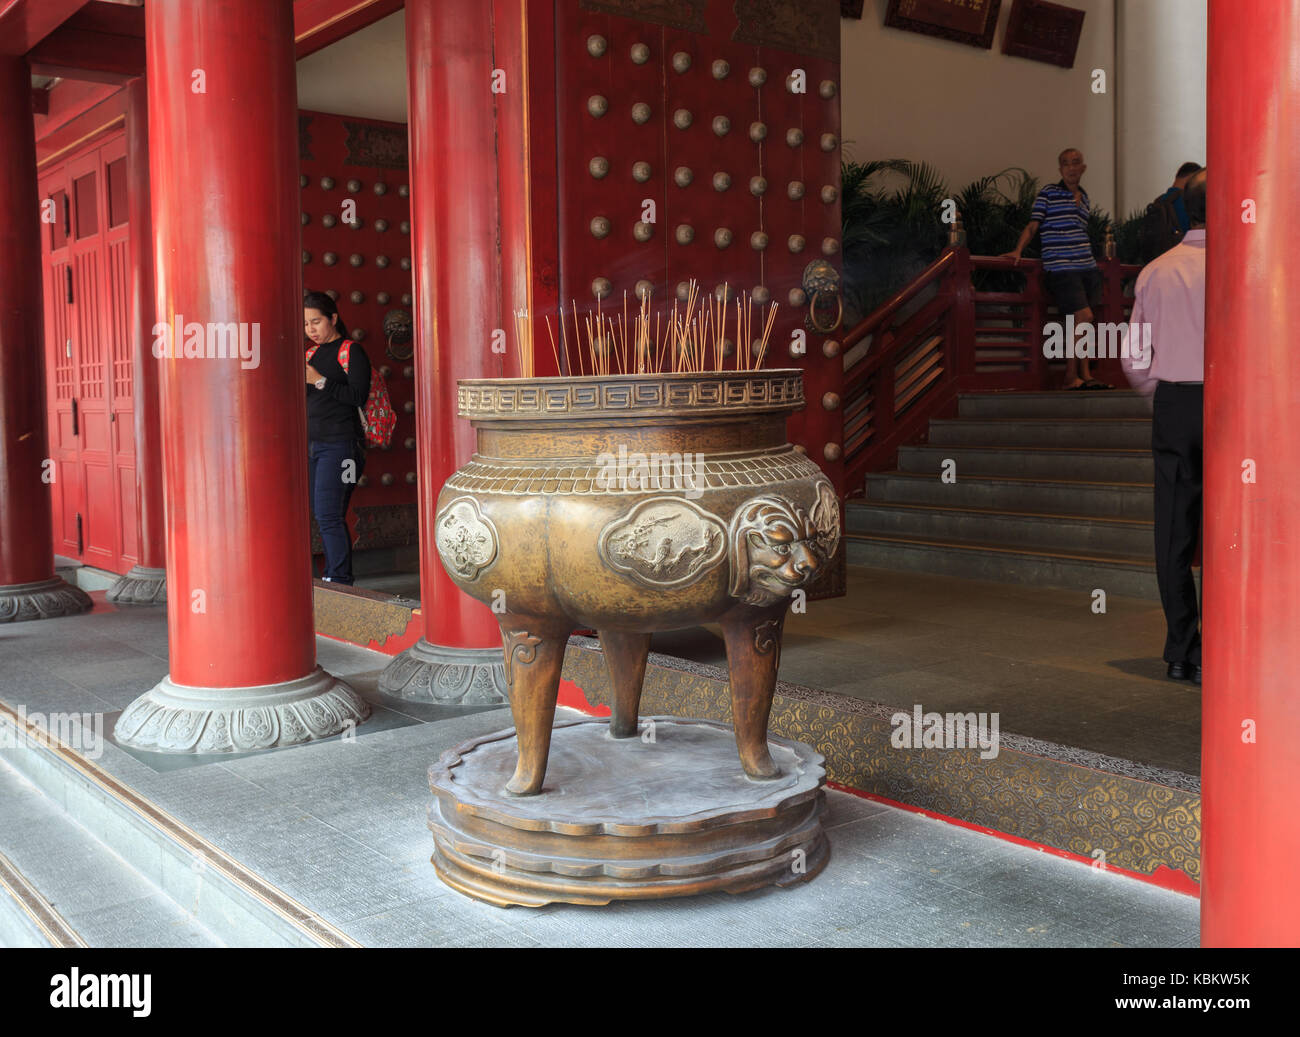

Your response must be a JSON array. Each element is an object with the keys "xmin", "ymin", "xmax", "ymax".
[
  {"xmin": 949, "ymin": 246, "xmax": 975, "ymax": 385},
  {"xmin": 1098, "ymin": 256, "xmax": 1125, "ymax": 386},
  {"xmin": 1026, "ymin": 262, "xmax": 1047, "ymax": 389}
]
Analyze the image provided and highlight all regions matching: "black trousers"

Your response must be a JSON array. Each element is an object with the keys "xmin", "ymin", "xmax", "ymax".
[{"xmin": 1151, "ymin": 382, "xmax": 1203, "ymax": 664}]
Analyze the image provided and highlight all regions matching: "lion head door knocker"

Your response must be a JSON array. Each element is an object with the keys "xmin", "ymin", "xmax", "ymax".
[
  {"xmin": 801, "ymin": 258, "xmax": 843, "ymax": 335},
  {"xmin": 385, "ymin": 308, "xmax": 414, "ymax": 361},
  {"xmin": 727, "ymin": 484, "xmax": 841, "ymax": 606}
]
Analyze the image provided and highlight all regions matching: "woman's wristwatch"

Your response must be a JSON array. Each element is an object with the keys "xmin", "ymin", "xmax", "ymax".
[{"xmin": 315, "ymin": 377, "xmax": 326, "ymax": 389}]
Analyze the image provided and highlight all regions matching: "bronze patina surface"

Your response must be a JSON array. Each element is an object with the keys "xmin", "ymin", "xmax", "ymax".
[
  {"xmin": 430, "ymin": 371, "xmax": 839, "ymax": 904},
  {"xmin": 436, "ymin": 370, "xmax": 839, "ymax": 795},
  {"xmin": 428, "ymin": 716, "xmax": 828, "ymax": 907}
]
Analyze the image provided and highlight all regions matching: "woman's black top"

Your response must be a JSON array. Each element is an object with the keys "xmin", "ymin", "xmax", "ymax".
[{"xmin": 306, "ymin": 336, "xmax": 371, "ymax": 443}]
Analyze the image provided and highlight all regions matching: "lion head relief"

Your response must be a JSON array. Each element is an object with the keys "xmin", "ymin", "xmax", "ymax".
[{"xmin": 727, "ymin": 482, "xmax": 841, "ymax": 606}]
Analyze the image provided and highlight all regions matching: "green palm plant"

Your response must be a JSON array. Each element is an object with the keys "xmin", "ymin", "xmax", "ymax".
[
  {"xmin": 839, "ymin": 159, "xmax": 951, "ymax": 323},
  {"xmin": 840, "ymin": 160, "xmax": 1152, "ymax": 325}
]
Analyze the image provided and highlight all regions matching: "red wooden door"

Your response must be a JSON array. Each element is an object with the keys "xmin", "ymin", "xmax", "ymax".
[
  {"xmin": 39, "ymin": 132, "xmax": 136, "ymax": 574},
  {"xmin": 552, "ymin": 2, "xmax": 844, "ymax": 487}
]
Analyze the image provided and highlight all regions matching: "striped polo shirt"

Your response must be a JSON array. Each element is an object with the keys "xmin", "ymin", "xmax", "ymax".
[{"xmin": 1030, "ymin": 180, "xmax": 1097, "ymax": 272}]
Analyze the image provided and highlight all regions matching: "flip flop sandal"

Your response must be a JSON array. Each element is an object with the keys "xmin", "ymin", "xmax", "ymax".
[{"xmin": 1081, "ymin": 379, "xmax": 1114, "ymax": 390}]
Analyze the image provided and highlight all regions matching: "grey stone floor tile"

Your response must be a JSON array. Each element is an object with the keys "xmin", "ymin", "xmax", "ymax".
[
  {"xmin": 0, "ymin": 571, "xmax": 1205, "ymax": 949},
  {"xmin": 131, "ymin": 760, "xmax": 275, "ymax": 810},
  {"xmin": 821, "ymin": 788, "xmax": 891, "ymax": 829},
  {"xmin": 22, "ymin": 638, "xmax": 153, "ymax": 674},
  {"xmin": 346, "ymin": 890, "xmax": 540, "ymax": 947},
  {"xmin": 48, "ymin": 654, "xmax": 167, "ymax": 691},
  {"xmin": 829, "ymin": 808, "xmax": 1027, "ymax": 885},
  {"xmin": 67, "ymin": 892, "xmax": 221, "ymax": 949},
  {"xmin": 83, "ymin": 679, "xmax": 163, "ymax": 711},
  {"xmin": 323, "ymin": 804, "xmax": 436, "ymax": 868},
  {"xmin": 805, "ymin": 901, "xmax": 1110, "ymax": 948},
  {"xmin": 928, "ymin": 848, "xmax": 1197, "ymax": 948},
  {"xmin": 490, "ymin": 889, "xmax": 812, "ymax": 948}
]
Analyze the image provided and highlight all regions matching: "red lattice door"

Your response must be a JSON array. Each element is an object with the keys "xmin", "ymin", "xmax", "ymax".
[{"xmin": 39, "ymin": 133, "xmax": 136, "ymax": 574}]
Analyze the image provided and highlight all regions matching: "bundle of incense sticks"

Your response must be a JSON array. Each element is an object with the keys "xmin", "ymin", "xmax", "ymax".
[{"xmin": 522, "ymin": 282, "xmax": 780, "ymax": 377}]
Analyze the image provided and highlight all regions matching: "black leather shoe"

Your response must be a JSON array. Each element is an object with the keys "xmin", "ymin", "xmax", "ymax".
[
  {"xmin": 1192, "ymin": 665, "xmax": 1202, "ymax": 685},
  {"xmin": 1167, "ymin": 662, "xmax": 1194, "ymax": 681}
]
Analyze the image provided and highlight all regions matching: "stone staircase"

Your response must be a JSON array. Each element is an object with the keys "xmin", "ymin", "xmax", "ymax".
[
  {"xmin": 0, "ymin": 701, "xmax": 354, "ymax": 948},
  {"xmin": 844, "ymin": 390, "xmax": 1164, "ymax": 600}
]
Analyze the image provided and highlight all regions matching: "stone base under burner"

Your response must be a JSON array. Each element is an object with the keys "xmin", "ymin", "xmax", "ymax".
[{"xmin": 427, "ymin": 716, "xmax": 829, "ymax": 907}]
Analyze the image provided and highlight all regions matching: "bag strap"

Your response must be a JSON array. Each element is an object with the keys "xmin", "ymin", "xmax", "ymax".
[{"xmin": 306, "ymin": 338, "xmax": 353, "ymax": 368}]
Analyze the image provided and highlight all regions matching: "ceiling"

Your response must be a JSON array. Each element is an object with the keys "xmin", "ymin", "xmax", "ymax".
[{"xmin": 295, "ymin": 10, "xmax": 407, "ymax": 123}]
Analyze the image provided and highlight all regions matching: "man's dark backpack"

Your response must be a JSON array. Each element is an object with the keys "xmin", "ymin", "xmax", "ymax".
[{"xmin": 1139, "ymin": 190, "xmax": 1184, "ymax": 265}]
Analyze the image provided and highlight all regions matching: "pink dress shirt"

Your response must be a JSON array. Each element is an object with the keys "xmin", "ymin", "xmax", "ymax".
[{"xmin": 1123, "ymin": 229, "xmax": 1206, "ymax": 395}]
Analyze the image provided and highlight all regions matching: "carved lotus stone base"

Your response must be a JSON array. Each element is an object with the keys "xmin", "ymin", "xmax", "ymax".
[
  {"xmin": 0, "ymin": 577, "xmax": 93, "ymax": 624},
  {"xmin": 114, "ymin": 666, "xmax": 370, "ymax": 754},
  {"xmin": 378, "ymin": 638, "xmax": 510, "ymax": 706},
  {"xmin": 106, "ymin": 566, "xmax": 168, "ymax": 606},
  {"xmin": 427, "ymin": 716, "xmax": 829, "ymax": 907}
]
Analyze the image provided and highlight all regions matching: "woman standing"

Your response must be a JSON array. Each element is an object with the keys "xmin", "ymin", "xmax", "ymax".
[{"xmin": 304, "ymin": 291, "xmax": 371, "ymax": 584}]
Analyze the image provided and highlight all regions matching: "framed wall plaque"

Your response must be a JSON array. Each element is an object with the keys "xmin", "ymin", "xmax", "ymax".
[
  {"xmin": 1002, "ymin": 0, "xmax": 1085, "ymax": 68},
  {"xmin": 883, "ymin": 0, "xmax": 1002, "ymax": 50}
]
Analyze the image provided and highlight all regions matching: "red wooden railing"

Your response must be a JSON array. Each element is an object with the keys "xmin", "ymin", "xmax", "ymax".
[{"xmin": 841, "ymin": 247, "xmax": 1141, "ymax": 492}]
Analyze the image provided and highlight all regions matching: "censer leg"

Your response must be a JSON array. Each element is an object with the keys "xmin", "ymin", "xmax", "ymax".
[
  {"xmin": 598, "ymin": 630, "xmax": 652, "ymax": 738},
  {"xmin": 720, "ymin": 604, "xmax": 788, "ymax": 780},
  {"xmin": 500, "ymin": 622, "xmax": 570, "ymax": 796}
]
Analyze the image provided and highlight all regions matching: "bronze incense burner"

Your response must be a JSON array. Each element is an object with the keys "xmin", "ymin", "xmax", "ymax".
[{"xmin": 434, "ymin": 369, "xmax": 839, "ymax": 796}]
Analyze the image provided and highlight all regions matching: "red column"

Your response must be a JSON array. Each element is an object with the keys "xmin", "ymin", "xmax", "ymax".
[
  {"xmin": 379, "ymin": 0, "xmax": 523, "ymax": 704},
  {"xmin": 1202, "ymin": 0, "xmax": 1300, "ymax": 946},
  {"xmin": 114, "ymin": 0, "xmax": 367, "ymax": 752},
  {"xmin": 108, "ymin": 76, "xmax": 166, "ymax": 606},
  {"xmin": 0, "ymin": 54, "xmax": 91, "ymax": 623}
]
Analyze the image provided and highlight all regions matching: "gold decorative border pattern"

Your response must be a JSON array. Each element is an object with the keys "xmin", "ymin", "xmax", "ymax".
[
  {"xmin": 732, "ymin": 0, "xmax": 840, "ymax": 63},
  {"xmin": 560, "ymin": 644, "xmax": 1202, "ymax": 885},
  {"xmin": 458, "ymin": 372, "xmax": 805, "ymax": 419},
  {"xmin": 444, "ymin": 450, "xmax": 822, "ymax": 496}
]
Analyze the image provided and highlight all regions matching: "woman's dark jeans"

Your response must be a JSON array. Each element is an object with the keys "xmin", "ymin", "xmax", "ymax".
[{"xmin": 308, "ymin": 439, "xmax": 365, "ymax": 584}]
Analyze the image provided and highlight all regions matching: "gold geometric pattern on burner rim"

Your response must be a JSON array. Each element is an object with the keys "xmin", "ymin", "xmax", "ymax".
[
  {"xmin": 427, "ymin": 717, "xmax": 826, "ymax": 838},
  {"xmin": 443, "ymin": 449, "xmax": 823, "ymax": 496},
  {"xmin": 457, "ymin": 370, "xmax": 805, "ymax": 420}
]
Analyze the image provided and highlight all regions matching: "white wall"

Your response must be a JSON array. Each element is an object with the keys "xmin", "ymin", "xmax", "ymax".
[
  {"xmin": 296, "ymin": 10, "xmax": 407, "ymax": 122},
  {"xmin": 1116, "ymin": 0, "xmax": 1207, "ymax": 218},
  {"xmin": 842, "ymin": 0, "xmax": 1118, "ymax": 219}
]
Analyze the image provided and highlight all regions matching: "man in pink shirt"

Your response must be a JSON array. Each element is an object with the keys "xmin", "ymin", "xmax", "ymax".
[{"xmin": 1123, "ymin": 169, "xmax": 1207, "ymax": 684}]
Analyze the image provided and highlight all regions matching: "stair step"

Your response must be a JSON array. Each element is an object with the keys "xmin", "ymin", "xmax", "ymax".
[
  {"xmin": 843, "ymin": 532, "xmax": 1162, "ymax": 599},
  {"xmin": 0, "ymin": 759, "xmax": 221, "ymax": 948},
  {"xmin": 863, "ymin": 471, "xmax": 1152, "ymax": 519},
  {"xmin": 899, "ymin": 444, "xmax": 1153, "ymax": 481},
  {"xmin": 846, "ymin": 501, "xmax": 1153, "ymax": 557},
  {"xmin": 0, "ymin": 703, "xmax": 356, "ymax": 948},
  {"xmin": 958, "ymin": 390, "xmax": 1151, "ymax": 419},
  {"xmin": 927, "ymin": 418, "xmax": 1151, "ymax": 449}
]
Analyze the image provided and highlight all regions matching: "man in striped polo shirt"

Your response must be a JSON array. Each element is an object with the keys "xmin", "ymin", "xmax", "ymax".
[{"xmin": 1004, "ymin": 148, "xmax": 1112, "ymax": 390}]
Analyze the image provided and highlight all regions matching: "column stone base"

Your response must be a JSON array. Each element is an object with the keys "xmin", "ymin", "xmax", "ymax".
[
  {"xmin": 114, "ymin": 666, "xmax": 370, "ymax": 753},
  {"xmin": 379, "ymin": 638, "xmax": 510, "ymax": 706},
  {"xmin": 107, "ymin": 565, "xmax": 168, "ymax": 605},
  {"xmin": 0, "ymin": 577, "xmax": 93, "ymax": 623}
]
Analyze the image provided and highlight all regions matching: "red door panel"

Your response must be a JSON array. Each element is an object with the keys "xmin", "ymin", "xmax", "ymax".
[
  {"xmin": 39, "ymin": 133, "xmax": 135, "ymax": 574},
  {"xmin": 57, "ymin": 461, "xmax": 80, "ymax": 548},
  {"xmin": 550, "ymin": 3, "xmax": 843, "ymax": 490},
  {"xmin": 118, "ymin": 464, "xmax": 139, "ymax": 561}
]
